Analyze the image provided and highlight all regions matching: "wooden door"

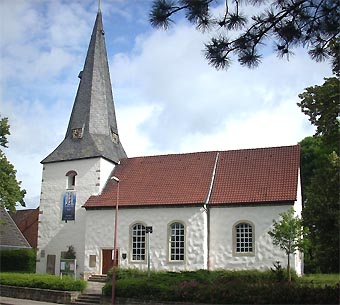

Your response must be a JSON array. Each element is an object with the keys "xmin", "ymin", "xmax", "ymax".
[
  {"xmin": 102, "ymin": 249, "xmax": 119, "ymax": 274},
  {"xmin": 102, "ymin": 249, "xmax": 113, "ymax": 274},
  {"xmin": 46, "ymin": 254, "xmax": 56, "ymax": 274}
]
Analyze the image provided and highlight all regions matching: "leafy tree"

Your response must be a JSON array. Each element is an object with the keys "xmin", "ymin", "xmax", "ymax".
[
  {"xmin": 328, "ymin": 38, "xmax": 340, "ymax": 77},
  {"xmin": 0, "ymin": 116, "xmax": 26, "ymax": 212},
  {"xmin": 149, "ymin": 0, "xmax": 340, "ymax": 71},
  {"xmin": 0, "ymin": 117, "xmax": 10, "ymax": 148},
  {"xmin": 299, "ymin": 136, "xmax": 327, "ymax": 195},
  {"xmin": 298, "ymin": 77, "xmax": 340, "ymax": 150},
  {"xmin": 303, "ymin": 152, "xmax": 340, "ymax": 273},
  {"xmin": 268, "ymin": 208, "xmax": 309, "ymax": 281},
  {"xmin": 297, "ymin": 76, "xmax": 339, "ymax": 273}
]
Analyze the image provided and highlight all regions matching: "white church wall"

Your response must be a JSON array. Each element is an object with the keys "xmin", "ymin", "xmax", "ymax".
[
  {"xmin": 36, "ymin": 157, "xmax": 115, "ymax": 277},
  {"xmin": 98, "ymin": 158, "xmax": 116, "ymax": 194},
  {"xmin": 293, "ymin": 169, "xmax": 304, "ymax": 275},
  {"xmin": 84, "ymin": 206, "xmax": 208, "ymax": 277},
  {"xmin": 209, "ymin": 203, "xmax": 302, "ymax": 275}
]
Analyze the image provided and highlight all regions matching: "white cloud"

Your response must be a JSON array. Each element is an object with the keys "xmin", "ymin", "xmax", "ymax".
[
  {"xmin": 0, "ymin": 1, "xmax": 37, "ymax": 45},
  {"xmin": 111, "ymin": 21, "xmax": 331, "ymax": 153},
  {"xmin": 179, "ymin": 98, "xmax": 316, "ymax": 153}
]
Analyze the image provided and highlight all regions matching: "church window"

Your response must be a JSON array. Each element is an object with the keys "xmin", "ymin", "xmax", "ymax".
[
  {"xmin": 169, "ymin": 222, "xmax": 185, "ymax": 262},
  {"xmin": 66, "ymin": 171, "xmax": 77, "ymax": 190},
  {"xmin": 131, "ymin": 223, "xmax": 146, "ymax": 262},
  {"xmin": 233, "ymin": 221, "xmax": 255, "ymax": 256}
]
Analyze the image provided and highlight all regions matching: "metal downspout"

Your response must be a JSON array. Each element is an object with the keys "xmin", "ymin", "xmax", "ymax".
[{"xmin": 204, "ymin": 152, "xmax": 220, "ymax": 270}]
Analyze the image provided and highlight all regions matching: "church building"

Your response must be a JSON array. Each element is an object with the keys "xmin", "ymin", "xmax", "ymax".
[{"xmin": 36, "ymin": 9, "xmax": 303, "ymax": 279}]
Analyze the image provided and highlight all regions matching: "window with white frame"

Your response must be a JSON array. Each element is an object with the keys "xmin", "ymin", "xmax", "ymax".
[
  {"xmin": 169, "ymin": 222, "xmax": 185, "ymax": 262},
  {"xmin": 234, "ymin": 221, "xmax": 254, "ymax": 255},
  {"xmin": 66, "ymin": 170, "xmax": 77, "ymax": 190},
  {"xmin": 131, "ymin": 223, "xmax": 146, "ymax": 261}
]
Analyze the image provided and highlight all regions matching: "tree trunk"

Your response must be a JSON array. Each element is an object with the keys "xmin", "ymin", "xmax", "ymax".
[
  {"xmin": 287, "ymin": 238, "xmax": 292, "ymax": 282},
  {"xmin": 287, "ymin": 250, "xmax": 291, "ymax": 282}
]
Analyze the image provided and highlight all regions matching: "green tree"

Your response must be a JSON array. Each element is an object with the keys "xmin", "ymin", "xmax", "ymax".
[
  {"xmin": 297, "ymin": 77, "xmax": 340, "ymax": 150},
  {"xmin": 297, "ymin": 76, "xmax": 339, "ymax": 273},
  {"xmin": 149, "ymin": 0, "xmax": 339, "ymax": 71},
  {"xmin": 303, "ymin": 152, "xmax": 340, "ymax": 273},
  {"xmin": 299, "ymin": 136, "xmax": 328, "ymax": 197},
  {"xmin": 0, "ymin": 117, "xmax": 10, "ymax": 148},
  {"xmin": 0, "ymin": 116, "xmax": 26, "ymax": 212},
  {"xmin": 268, "ymin": 208, "xmax": 309, "ymax": 281}
]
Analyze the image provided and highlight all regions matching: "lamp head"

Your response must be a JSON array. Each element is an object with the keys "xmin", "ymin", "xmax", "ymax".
[{"xmin": 111, "ymin": 176, "xmax": 120, "ymax": 183}]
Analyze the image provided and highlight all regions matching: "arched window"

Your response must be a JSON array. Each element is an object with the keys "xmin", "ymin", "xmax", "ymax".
[
  {"xmin": 169, "ymin": 222, "xmax": 185, "ymax": 262},
  {"xmin": 131, "ymin": 223, "xmax": 146, "ymax": 261},
  {"xmin": 233, "ymin": 221, "xmax": 255, "ymax": 256},
  {"xmin": 66, "ymin": 171, "xmax": 77, "ymax": 190}
]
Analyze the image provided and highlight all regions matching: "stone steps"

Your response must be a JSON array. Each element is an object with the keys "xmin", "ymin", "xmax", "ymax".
[
  {"xmin": 72, "ymin": 293, "xmax": 101, "ymax": 305},
  {"xmin": 88, "ymin": 274, "xmax": 107, "ymax": 282},
  {"xmin": 72, "ymin": 277, "xmax": 106, "ymax": 305}
]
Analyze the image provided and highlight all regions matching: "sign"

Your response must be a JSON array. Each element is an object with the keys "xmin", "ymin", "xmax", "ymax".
[
  {"xmin": 60, "ymin": 258, "xmax": 76, "ymax": 279},
  {"xmin": 62, "ymin": 191, "xmax": 76, "ymax": 221}
]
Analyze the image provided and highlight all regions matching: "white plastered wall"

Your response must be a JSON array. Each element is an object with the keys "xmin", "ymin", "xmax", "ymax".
[
  {"xmin": 84, "ymin": 202, "xmax": 304, "ymax": 276},
  {"xmin": 293, "ymin": 168, "xmax": 304, "ymax": 275},
  {"xmin": 209, "ymin": 203, "xmax": 303, "ymax": 275},
  {"xmin": 36, "ymin": 157, "xmax": 115, "ymax": 278},
  {"xmin": 84, "ymin": 206, "xmax": 208, "ymax": 277}
]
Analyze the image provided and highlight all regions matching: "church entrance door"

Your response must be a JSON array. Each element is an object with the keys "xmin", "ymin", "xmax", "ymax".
[{"xmin": 102, "ymin": 249, "xmax": 118, "ymax": 274}]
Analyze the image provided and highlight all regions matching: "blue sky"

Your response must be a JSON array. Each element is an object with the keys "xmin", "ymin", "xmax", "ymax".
[{"xmin": 0, "ymin": 0, "xmax": 333, "ymax": 210}]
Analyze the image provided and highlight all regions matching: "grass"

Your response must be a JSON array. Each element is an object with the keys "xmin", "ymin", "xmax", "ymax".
[
  {"xmin": 0, "ymin": 272, "xmax": 87, "ymax": 291},
  {"xmin": 299, "ymin": 273, "xmax": 340, "ymax": 287}
]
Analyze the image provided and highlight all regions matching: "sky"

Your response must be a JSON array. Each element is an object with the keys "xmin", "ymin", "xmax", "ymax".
[{"xmin": 0, "ymin": 0, "xmax": 333, "ymax": 210}]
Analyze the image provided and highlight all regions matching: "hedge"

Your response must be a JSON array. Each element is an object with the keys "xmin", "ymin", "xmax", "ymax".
[
  {"xmin": 0, "ymin": 249, "xmax": 36, "ymax": 273},
  {"xmin": 103, "ymin": 269, "xmax": 339, "ymax": 304},
  {"xmin": 0, "ymin": 273, "xmax": 87, "ymax": 292}
]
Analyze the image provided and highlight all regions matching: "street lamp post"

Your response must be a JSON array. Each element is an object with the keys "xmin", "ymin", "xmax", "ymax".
[
  {"xmin": 111, "ymin": 176, "xmax": 119, "ymax": 305},
  {"xmin": 145, "ymin": 226, "xmax": 153, "ymax": 277}
]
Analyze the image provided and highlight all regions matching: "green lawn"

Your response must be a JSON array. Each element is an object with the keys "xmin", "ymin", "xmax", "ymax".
[{"xmin": 299, "ymin": 273, "xmax": 340, "ymax": 287}]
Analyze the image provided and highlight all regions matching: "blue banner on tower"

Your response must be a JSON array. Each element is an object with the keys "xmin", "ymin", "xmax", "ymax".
[{"xmin": 62, "ymin": 191, "xmax": 76, "ymax": 221}]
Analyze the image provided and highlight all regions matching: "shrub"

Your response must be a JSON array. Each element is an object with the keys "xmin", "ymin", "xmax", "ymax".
[
  {"xmin": 270, "ymin": 261, "xmax": 298, "ymax": 282},
  {"xmin": 0, "ymin": 273, "xmax": 87, "ymax": 291},
  {"xmin": 107, "ymin": 267, "xmax": 146, "ymax": 280},
  {"xmin": 102, "ymin": 268, "xmax": 339, "ymax": 304},
  {"xmin": 0, "ymin": 249, "xmax": 36, "ymax": 273}
]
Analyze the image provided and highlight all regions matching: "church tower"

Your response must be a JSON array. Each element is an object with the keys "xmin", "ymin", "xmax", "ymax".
[{"xmin": 36, "ymin": 9, "xmax": 126, "ymax": 277}]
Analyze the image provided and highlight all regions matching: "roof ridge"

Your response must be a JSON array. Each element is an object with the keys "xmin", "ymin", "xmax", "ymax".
[{"xmin": 119, "ymin": 144, "xmax": 299, "ymax": 161}]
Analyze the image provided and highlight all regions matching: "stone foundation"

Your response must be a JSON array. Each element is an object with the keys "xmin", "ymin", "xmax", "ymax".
[{"xmin": 0, "ymin": 285, "xmax": 80, "ymax": 304}]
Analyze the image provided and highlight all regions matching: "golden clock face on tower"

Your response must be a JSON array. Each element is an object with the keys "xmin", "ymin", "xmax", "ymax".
[
  {"xmin": 72, "ymin": 128, "xmax": 83, "ymax": 139},
  {"xmin": 111, "ymin": 132, "xmax": 119, "ymax": 144}
]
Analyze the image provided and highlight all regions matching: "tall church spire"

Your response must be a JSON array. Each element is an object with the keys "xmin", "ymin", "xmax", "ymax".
[{"xmin": 42, "ymin": 11, "xmax": 126, "ymax": 164}]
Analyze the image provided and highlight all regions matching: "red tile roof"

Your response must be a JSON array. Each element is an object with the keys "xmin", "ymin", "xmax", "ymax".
[
  {"xmin": 84, "ymin": 145, "xmax": 300, "ymax": 208},
  {"xmin": 210, "ymin": 146, "xmax": 300, "ymax": 204},
  {"xmin": 10, "ymin": 208, "xmax": 39, "ymax": 249}
]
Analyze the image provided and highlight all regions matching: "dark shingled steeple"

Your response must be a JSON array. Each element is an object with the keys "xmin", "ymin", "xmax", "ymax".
[{"xmin": 42, "ymin": 10, "xmax": 126, "ymax": 164}]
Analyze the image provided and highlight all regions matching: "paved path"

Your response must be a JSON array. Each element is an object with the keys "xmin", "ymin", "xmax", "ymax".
[
  {"xmin": 0, "ymin": 281, "xmax": 105, "ymax": 305},
  {"xmin": 83, "ymin": 281, "xmax": 105, "ymax": 294}
]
